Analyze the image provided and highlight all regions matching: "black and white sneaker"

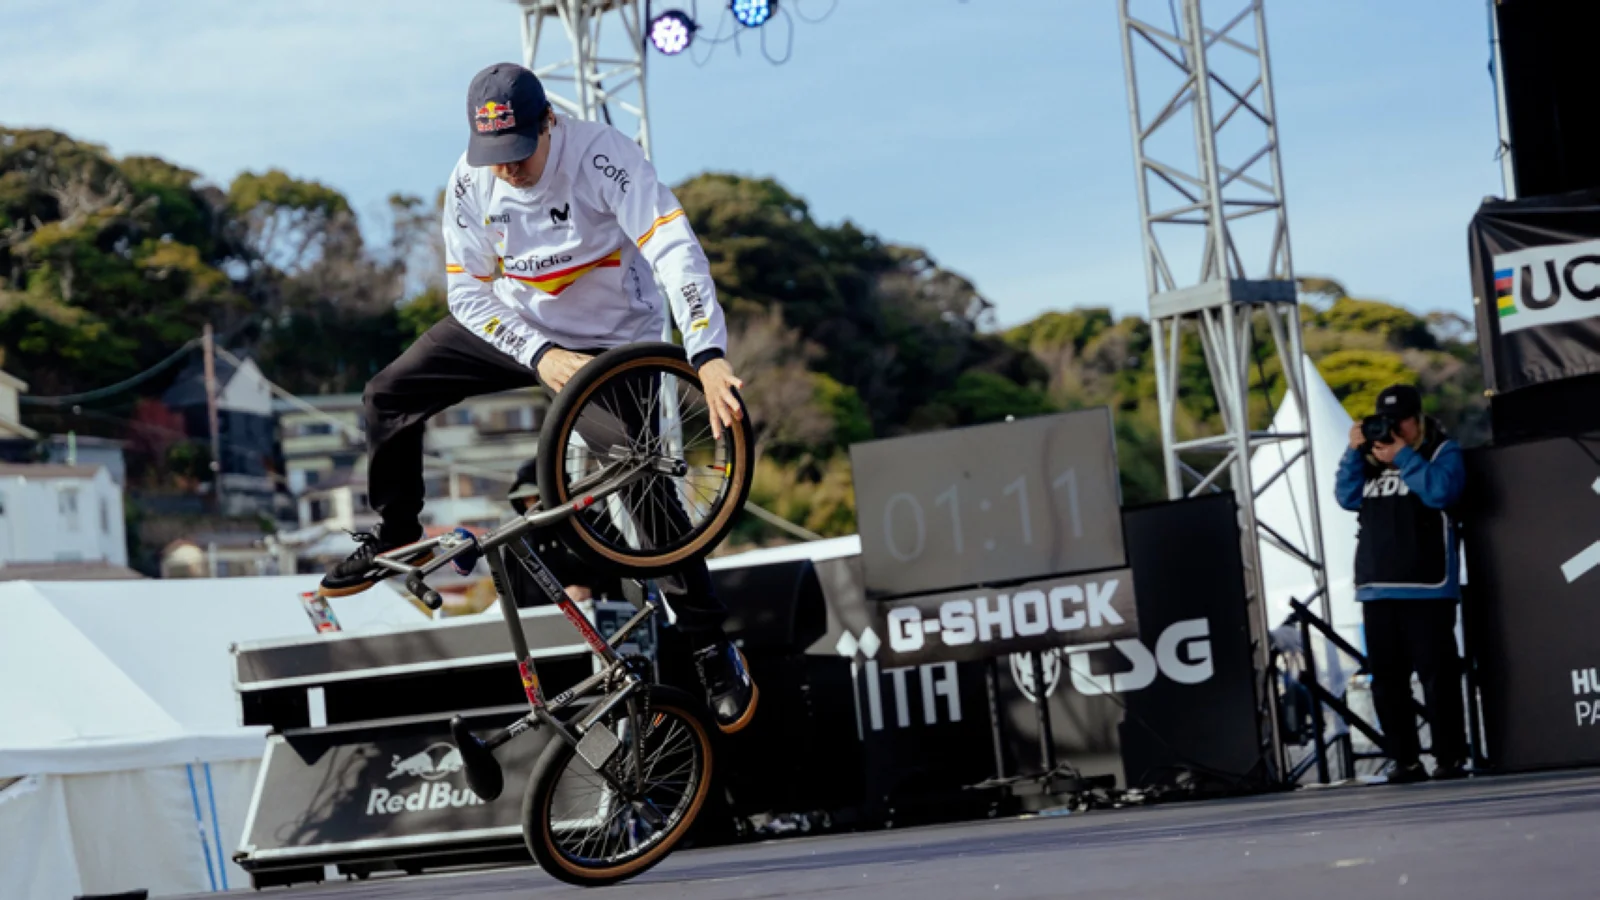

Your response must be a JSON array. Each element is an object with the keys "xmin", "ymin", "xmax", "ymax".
[
  {"xmin": 693, "ymin": 638, "xmax": 759, "ymax": 734},
  {"xmin": 319, "ymin": 524, "xmax": 431, "ymax": 597}
]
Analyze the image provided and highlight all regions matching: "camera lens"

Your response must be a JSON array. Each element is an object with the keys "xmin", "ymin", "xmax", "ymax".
[{"xmin": 1361, "ymin": 415, "xmax": 1391, "ymax": 442}]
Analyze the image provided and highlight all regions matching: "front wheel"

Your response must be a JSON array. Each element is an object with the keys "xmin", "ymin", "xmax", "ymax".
[
  {"xmin": 522, "ymin": 686, "xmax": 714, "ymax": 887},
  {"xmin": 536, "ymin": 342, "xmax": 755, "ymax": 577}
]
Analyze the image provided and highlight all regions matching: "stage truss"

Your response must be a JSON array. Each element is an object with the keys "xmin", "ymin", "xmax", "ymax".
[
  {"xmin": 516, "ymin": 0, "xmax": 654, "ymax": 158},
  {"xmin": 1117, "ymin": 0, "xmax": 1330, "ymax": 782}
]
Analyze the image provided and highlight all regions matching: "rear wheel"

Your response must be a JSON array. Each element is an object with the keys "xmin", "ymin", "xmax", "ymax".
[
  {"xmin": 536, "ymin": 342, "xmax": 754, "ymax": 577},
  {"xmin": 522, "ymin": 686, "xmax": 714, "ymax": 887}
]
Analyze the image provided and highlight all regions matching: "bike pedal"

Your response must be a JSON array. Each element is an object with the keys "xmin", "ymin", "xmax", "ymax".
[{"xmin": 576, "ymin": 722, "xmax": 621, "ymax": 770}]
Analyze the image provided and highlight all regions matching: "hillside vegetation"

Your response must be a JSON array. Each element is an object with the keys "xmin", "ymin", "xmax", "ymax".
[{"xmin": 0, "ymin": 126, "xmax": 1485, "ymax": 545}]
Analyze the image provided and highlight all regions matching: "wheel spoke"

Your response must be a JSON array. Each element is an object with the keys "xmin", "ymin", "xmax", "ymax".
[
  {"xmin": 550, "ymin": 359, "xmax": 744, "ymax": 566},
  {"xmin": 543, "ymin": 704, "xmax": 704, "ymax": 870}
]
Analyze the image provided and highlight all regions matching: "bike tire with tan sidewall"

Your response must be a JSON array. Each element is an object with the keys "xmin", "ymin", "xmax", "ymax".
[
  {"xmin": 536, "ymin": 341, "xmax": 754, "ymax": 578},
  {"xmin": 522, "ymin": 686, "xmax": 715, "ymax": 887}
]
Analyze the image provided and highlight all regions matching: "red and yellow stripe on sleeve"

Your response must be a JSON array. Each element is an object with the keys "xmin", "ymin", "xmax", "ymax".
[
  {"xmin": 635, "ymin": 209, "xmax": 686, "ymax": 248},
  {"xmin": 445, "ymin": 263, "xmax": 495, "ymax": 283}
]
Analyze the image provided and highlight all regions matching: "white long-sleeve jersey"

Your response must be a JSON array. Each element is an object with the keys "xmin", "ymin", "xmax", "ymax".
[{"xmin": 441, "ymin": 116, "xmax": 727, "ymax": 371}]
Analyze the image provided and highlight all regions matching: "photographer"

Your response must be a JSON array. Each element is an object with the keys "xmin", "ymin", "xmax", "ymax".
[{"xmin": 1333, "ymin": 384, "xmax": 1467, "ymax": 783}]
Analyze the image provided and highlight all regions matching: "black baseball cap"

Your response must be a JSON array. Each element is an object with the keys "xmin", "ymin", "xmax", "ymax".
[
  {"xmin": 466, "ymin": 63, "xmax": 549, "ymax": 167},
  {"xmin": 1375, "ymin": 383, "xmax": 1422, "ymax": 419}
]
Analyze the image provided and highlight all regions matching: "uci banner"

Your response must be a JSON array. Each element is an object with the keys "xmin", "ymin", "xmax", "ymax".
[{"xmin": 1468, "ymin": 191, "xmax": 1600, "ymax": 393}]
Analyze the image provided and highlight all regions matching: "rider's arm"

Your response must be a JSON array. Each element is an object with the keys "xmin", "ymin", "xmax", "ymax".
[
  {"xmin": 586, "ymin": 131, "xmax": 728, "ymax": 367},
  {"xmin": 441, "ymin": 158, "xmax": 550, "ymax": 367}
]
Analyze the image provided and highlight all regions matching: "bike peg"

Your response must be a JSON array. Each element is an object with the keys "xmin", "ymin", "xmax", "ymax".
[{"xmin": 405, "ymin": 572, "xmax": 444, "ymax": 610}]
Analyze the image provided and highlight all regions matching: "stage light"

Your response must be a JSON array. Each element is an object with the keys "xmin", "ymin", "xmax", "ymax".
[
  {"xmin": 730, "ymin": 0, "xmax": 776, "ymax": 29},
  {"xmin": 648, "ymin": 10, "xmax": 695, "ymax": 56}
]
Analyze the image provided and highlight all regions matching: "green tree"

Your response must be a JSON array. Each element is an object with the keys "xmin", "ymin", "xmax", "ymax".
[{"xmin": 1316, "ymin": 349, "xmax": 1415, "ymax": 418}]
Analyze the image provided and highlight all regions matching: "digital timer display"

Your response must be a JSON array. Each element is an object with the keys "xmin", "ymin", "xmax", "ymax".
[{"xmin": 849, "ymin": 408, "xmax": 1125, "ymax": 598}]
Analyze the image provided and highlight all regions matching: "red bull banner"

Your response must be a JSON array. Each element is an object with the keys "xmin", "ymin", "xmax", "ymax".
[{"xmin": 237, "ymin": 710, "xmax": 547, "ymax": 867}]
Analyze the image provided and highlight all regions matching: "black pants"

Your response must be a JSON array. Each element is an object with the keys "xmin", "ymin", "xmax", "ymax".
[
  {"xmin": 1362, "ymin": 599, "xmax": 1467, "ymax": 767},
  {"xmin": 364, "ymin": 315, "xmax": 727, "ymax": 638}
]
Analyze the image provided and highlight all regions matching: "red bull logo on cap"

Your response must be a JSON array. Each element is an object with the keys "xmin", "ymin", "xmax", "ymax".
[{"xmin": 475, "ymin": 100, "xmax": 517, "ymax": 133}]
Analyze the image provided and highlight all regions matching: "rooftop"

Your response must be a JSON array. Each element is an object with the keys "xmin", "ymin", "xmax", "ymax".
[
  {"xmin": 275, "ymin": 393, "xmax": 364, "ymax": 414},
  {"xmin": 165, "ymin": 531, "xmax": 274, "ymax": 551},
  {"xmin": 0, "ymin": 463, "xmax": 104, "ymax": 480},
  {"xmin": 0, "ymin": 560, "xmax": 147, "ymax": 581}
]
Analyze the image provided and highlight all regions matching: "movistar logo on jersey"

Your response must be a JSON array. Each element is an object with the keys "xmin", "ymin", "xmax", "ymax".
[
  {"xmin": 504, "ymin": 253, "xmax": 572, "ymax": 274},
  {"xmin": 1492, "ymin": 238, "xmax": 1600, "ymax": 335}
]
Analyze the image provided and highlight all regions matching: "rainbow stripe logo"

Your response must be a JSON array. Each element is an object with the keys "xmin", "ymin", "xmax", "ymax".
[{"xmin": 1494, "ymin": 267, "xmax": 1516, "ymax": 319}]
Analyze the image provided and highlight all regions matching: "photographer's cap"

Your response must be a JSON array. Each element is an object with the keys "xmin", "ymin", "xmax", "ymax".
[
  {"xmin": 1376, "ymin": 383, "xmax": 1422, "ymax": 419},
  {"xmin": 466, "ymin": 63, "xmax": 548, "ymax": 167}
]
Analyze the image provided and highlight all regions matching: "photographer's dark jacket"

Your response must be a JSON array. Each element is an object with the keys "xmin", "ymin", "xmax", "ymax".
[{"xmin": 1334, "ymin": 418, "xmax": 1465, "ymax": 601}]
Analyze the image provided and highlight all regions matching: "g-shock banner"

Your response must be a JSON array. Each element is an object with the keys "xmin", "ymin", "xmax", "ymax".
[
  {"xmin": 1468, "ymin": 191, "xmax": 1600, "ymax": 393},
  {"xmin": 876, "ymin": 569, "xmax": 1139, "ymax": 667}
]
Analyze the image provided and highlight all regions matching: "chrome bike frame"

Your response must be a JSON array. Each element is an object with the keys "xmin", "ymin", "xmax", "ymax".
[{"xmin": 368, "ymin": 456, "xmax": 666, "ymax": 804}]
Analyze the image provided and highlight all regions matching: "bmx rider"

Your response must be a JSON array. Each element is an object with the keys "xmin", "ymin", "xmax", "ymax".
[{"xmin": 317, "ymin": 62, "xmax": 757, "ymax": 735}]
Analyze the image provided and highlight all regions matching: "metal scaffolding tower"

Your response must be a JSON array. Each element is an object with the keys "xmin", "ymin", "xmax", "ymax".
[
  {"xmin": 515, "ymin": 0, "xmax": 692, "ymax": 523},
  {"xmin": 516, "ymin": 0, "xmax": 654, "ymax": 159},
  {"xmin": 1117, "ymin": 0, "xmax": 1329, "ymax": 781}
]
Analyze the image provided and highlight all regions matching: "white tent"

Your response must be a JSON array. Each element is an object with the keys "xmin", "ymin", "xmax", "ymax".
[
  {"xmin": 1249, "ymin": 355, "xmax": 1362, "ymax": 691},
  {"xmin": 0, "ymin": 575, "xmax": 424, "ymax": 899}
]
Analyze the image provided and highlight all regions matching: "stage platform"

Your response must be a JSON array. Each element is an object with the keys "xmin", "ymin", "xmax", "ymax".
[{"xmin": 180, "ymin": 769, "xmax": 1600, "ymax": 899}]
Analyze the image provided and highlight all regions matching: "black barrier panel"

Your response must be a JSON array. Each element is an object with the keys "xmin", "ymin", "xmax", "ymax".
[
  {"xmin": 801, "ymin": 555, "xmax": 1019, "ymax": 820},
  {"xmin": 1462, "ymin": 435, "xmax": 1600, "ymax": 771},
  {"xmin": 1117, "ymin": 494, "xmax": 1265, "ymax": 790},
  {"xmin": 988, "ymin": 496, "xmax": 1262, "ymax": 791},
  {"xmin": 994, "ymin": 650, "xmax": 1124, "ymax": 785},
  {"xmin": 851, "ymin": 658, "xmax": 998, "ymax": 822},
  {"xmin": 233, "ymin": 605, "xmax": 590, "ymax": 687},
  {"xmin": 772, "ymin": 496, "xmax": 1260, "ymax": 816},
  {"xmin": 240, "ymin": 708, "xmax": 546, "ymax": 864},
  {"xmin": 705, "ymin": 561, "xmax": 864, "ymax": 821},
  {"xmin": 711, "ymin": 558, "xmax": 828, "ymax": 651}
]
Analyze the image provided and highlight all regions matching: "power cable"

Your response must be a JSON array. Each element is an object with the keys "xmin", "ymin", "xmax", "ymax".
[
  {"xmin": 792, "ymin": 0, "xmax": 838, "ymax": 25},
  {"xmin": 761, "ymin": 6, "xmax": 796, "ymax": 66},
  {"xmin": 20, "ymin": 339, "xmax": 201, "ymax": 407},
  {"xmin": 214, "ymin": 345, "xmax": 825, "ymax": 541},
  {"xmin": 212, "ymin": 346, "xmax": 519, "ymax": 485}
]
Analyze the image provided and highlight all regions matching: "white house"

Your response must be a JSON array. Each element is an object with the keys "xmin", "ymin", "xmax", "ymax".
[
  {"xmin": 0, "ymin": 464, "xmax": 127, "ymax": 569},
  {"xmin": 277, "ymin": 387, "xmax": 545, "ymax": 534},
  {"xmin": 0, "ymin": 369, "xmax": 35, "ymax": 440},
  {"xmin": 162, "ymin": 356, "xmax": 279, "ymax": 518}
]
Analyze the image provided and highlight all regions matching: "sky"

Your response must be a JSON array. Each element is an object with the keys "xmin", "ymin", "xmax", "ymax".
[{"xmin": 0, "ymin": 0, "xmax": 1504, "ymax": 329}]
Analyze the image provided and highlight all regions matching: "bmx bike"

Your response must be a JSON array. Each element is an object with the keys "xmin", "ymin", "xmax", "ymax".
[{"xmin": 361, "ymin": 342, "xmax": 753, "ymax": 887}]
